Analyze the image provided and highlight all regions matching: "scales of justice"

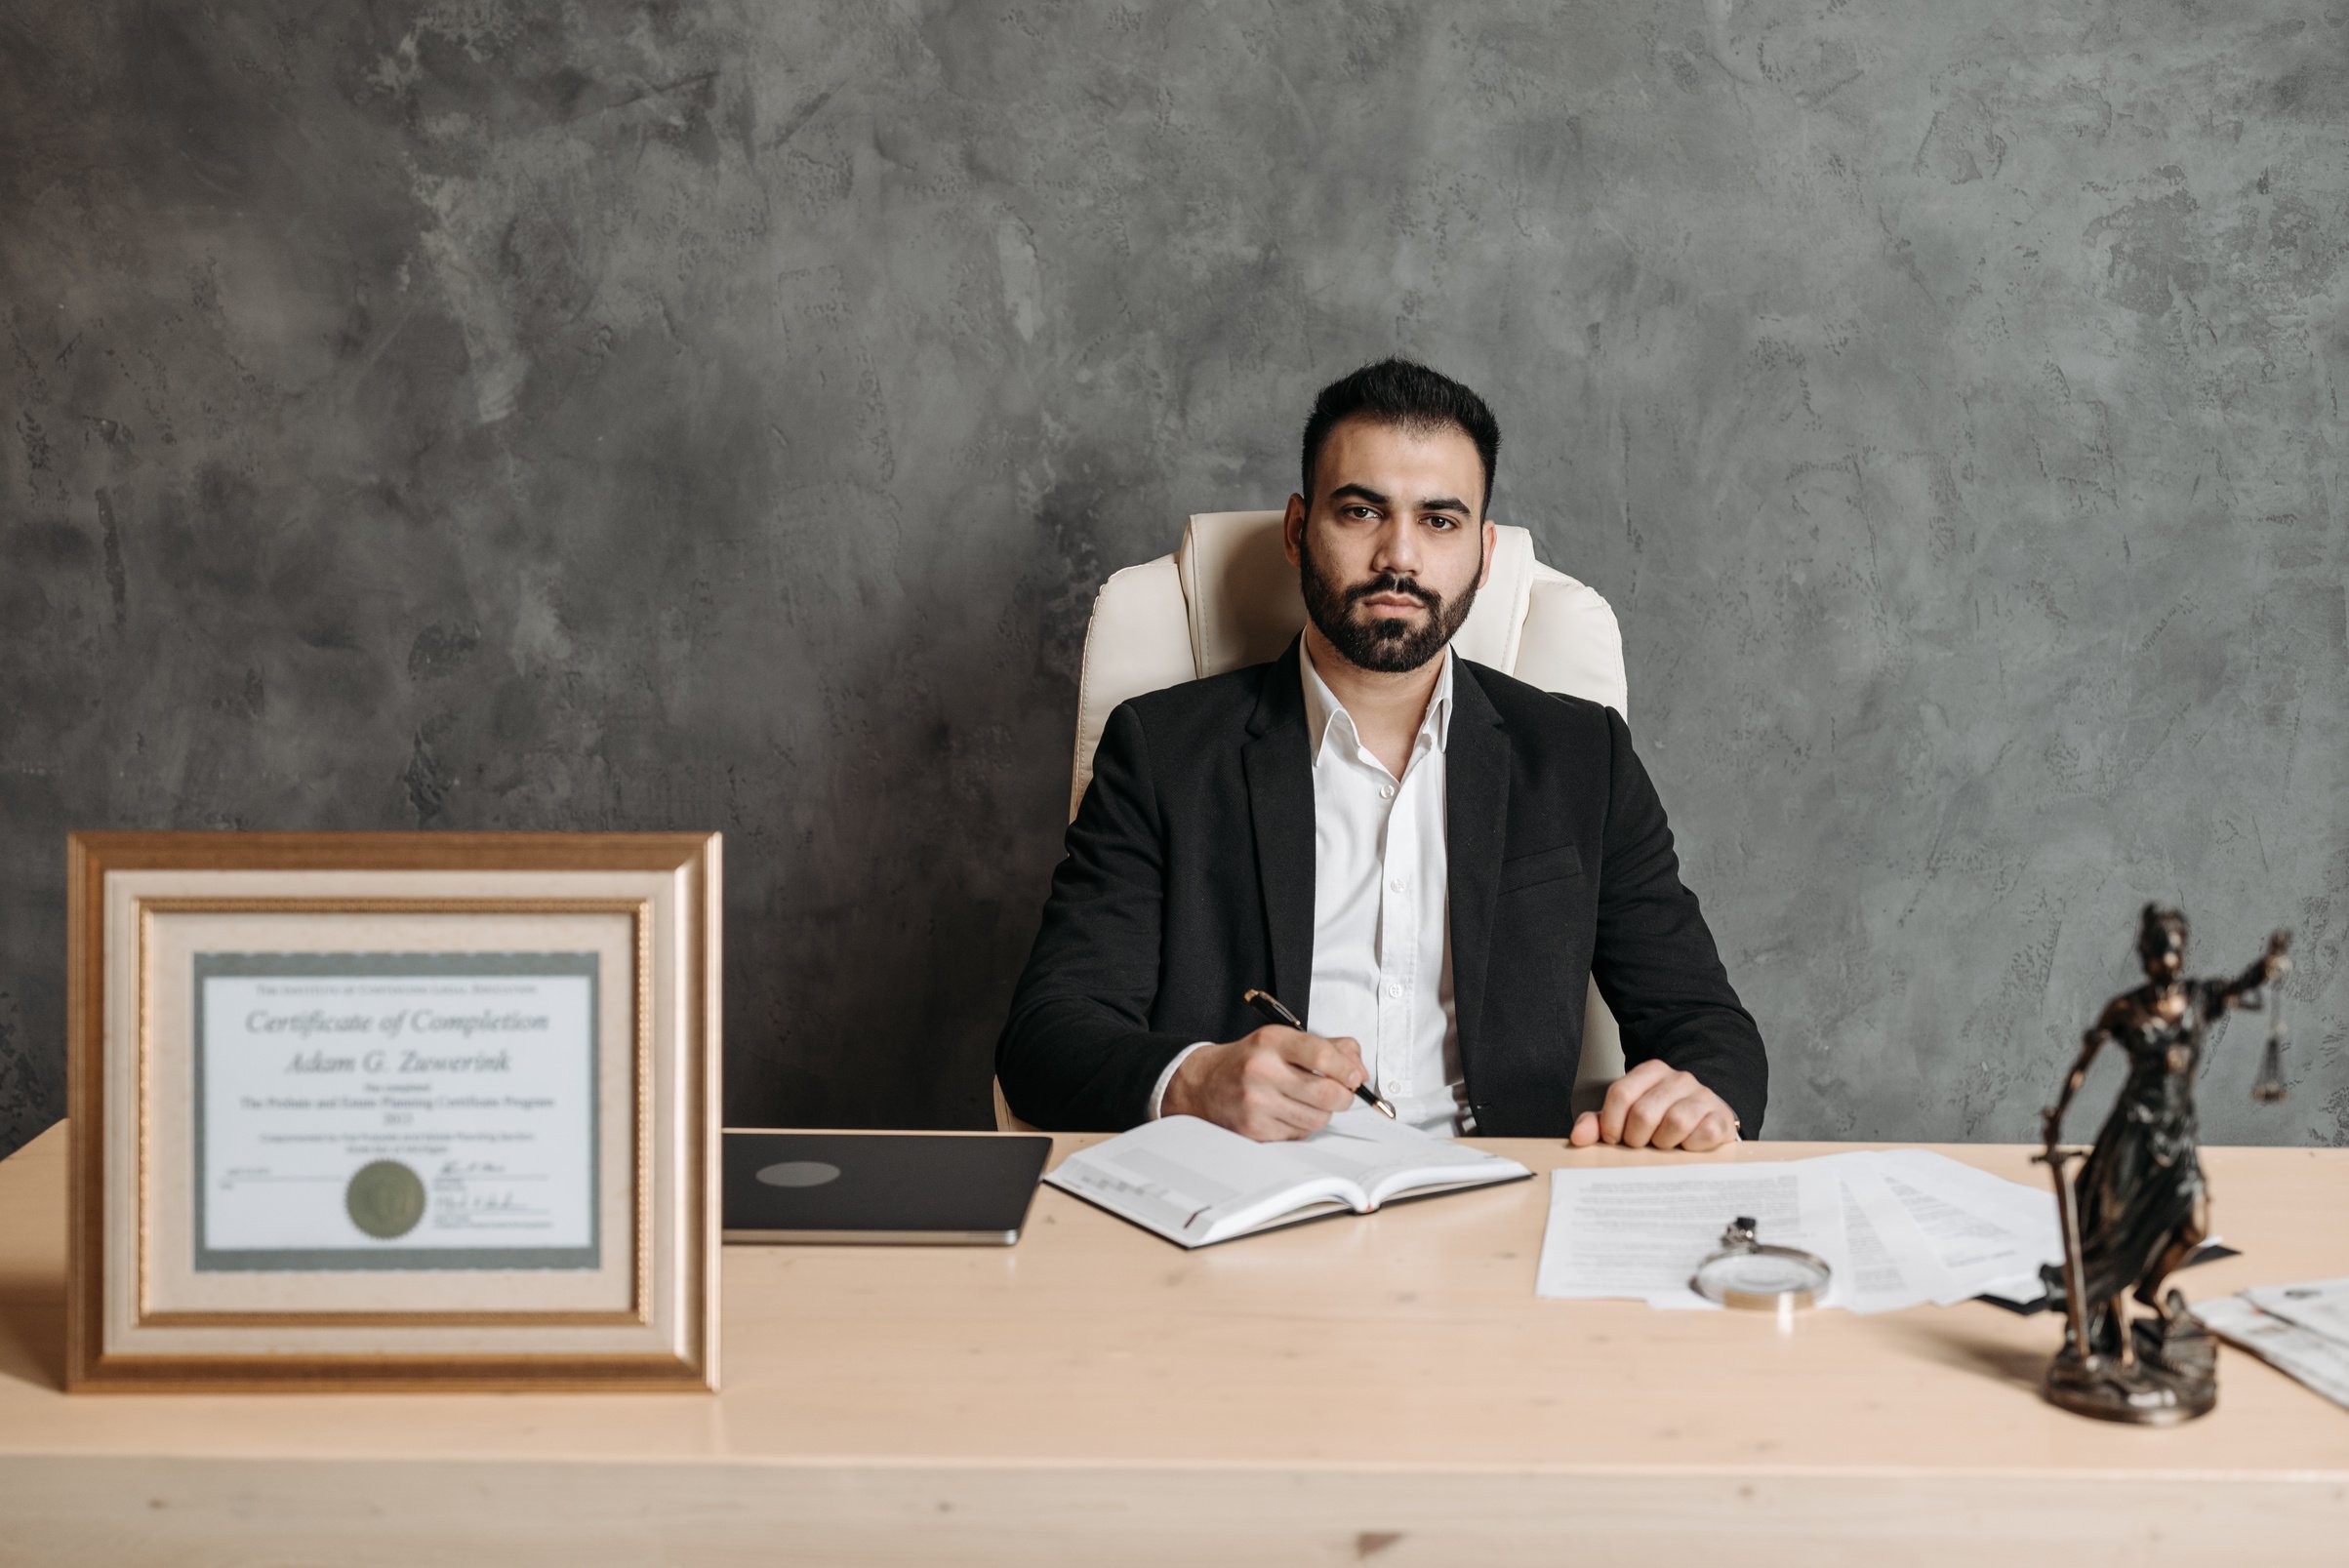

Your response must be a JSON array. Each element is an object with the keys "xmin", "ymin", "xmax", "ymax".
[{"xmin": 2035, "ymin": 905, "xmax": 2293, "ymax": 1426}]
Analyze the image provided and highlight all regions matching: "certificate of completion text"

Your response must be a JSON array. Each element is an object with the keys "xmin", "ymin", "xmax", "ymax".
[{"xmin": 193, "ymin": 952, "xmax": 601, "ymax": 1272}]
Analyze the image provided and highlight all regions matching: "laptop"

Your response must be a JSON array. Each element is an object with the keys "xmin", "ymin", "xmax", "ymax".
[{"xmin": 721, "ymin": 1129, "xmax": 1054, "ymax": 1245}]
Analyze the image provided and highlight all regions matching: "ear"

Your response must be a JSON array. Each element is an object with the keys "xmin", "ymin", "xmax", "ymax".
[
  {"xmin": 1282, "ymin": 494, "xmax": 1308, "ymax": 568},
  {"xmin": 1477, "ymin": 518, "xmax": 1498, "ymax": 589}
]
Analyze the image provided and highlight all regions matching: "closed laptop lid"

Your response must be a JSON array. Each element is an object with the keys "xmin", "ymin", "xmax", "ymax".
[{"xmin": 721, "ymin": 1130, "xmax": 1053, "ymax": 1244}]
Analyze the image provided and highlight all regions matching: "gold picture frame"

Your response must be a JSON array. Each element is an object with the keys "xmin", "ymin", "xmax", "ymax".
[{"xmin": 65, "ymin": 832, "xmax": 720, "ymax": 1391}]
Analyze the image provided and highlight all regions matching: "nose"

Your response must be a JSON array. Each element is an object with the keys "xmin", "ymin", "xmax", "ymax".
[{"xmin": 1368, "ymin": 514, "xmax": 1423, "ymax": 582}]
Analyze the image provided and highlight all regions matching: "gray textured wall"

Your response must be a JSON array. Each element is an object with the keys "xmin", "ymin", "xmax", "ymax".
[{"xmin": 4, "ymin": 1, "xmax": 2345, "ymax": 1162}]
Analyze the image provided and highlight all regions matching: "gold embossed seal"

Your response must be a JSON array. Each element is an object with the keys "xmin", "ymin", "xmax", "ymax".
[{"xmin": 345, "ymin": 1159, "xmax": 427, "ymax": 1240}]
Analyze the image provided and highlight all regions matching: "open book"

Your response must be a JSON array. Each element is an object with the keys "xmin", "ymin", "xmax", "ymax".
[{"xmin": 1045, "ymin": 1106, "xmax": 1532, "ymax": 1248}]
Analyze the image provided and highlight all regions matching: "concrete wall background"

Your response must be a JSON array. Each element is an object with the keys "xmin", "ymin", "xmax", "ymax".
[{"xmin": 4, "ymin": 1, "xmax": 2345, "ymax": 1160}]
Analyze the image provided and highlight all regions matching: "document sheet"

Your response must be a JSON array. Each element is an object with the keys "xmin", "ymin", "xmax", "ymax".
[
  {"xmin": 2198, "ymin": 1279, "xmax": 2349, "ymax": 1412},
  {"xmin": 1537, "ymin": 1149, "xmax": 2062, "ymax": 1313},
  {"xmin": 2244, "ymin": 1277, "xmax": 2349, "ymax": 1345},
  {"xmin": 1534, "ymin": 1160, "xmax": 1846, "ymax": 1308}
]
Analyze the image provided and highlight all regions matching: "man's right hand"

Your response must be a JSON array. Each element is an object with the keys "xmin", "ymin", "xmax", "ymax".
[{"xmin": 1162, "ymin": 1026, "xmax": 1366, "ymax": 1141}]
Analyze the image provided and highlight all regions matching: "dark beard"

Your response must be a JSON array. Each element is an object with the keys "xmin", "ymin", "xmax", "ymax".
[{"xmin": 1298, "ymin": 530, "xmax": 1482, "ymax": 674}]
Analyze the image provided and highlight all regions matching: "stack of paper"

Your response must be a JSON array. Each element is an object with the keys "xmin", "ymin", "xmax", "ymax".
[
  {"xmin": 2196, "ymin": 1281, "xmax": 2349, "ymax": 1411},
  {"xmin": 1535, "ymin": 1149, "xmax": 2063, "ymax": 1313}
]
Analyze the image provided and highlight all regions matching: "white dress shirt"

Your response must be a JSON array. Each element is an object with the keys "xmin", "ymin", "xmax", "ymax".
[{"xmin": 1150, "ymin": 642, "xmax": 1471, "ymax": 1137}]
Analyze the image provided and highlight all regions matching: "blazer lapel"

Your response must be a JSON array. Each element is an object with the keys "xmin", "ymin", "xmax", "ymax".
[
  {"xmin": 1445, "ymin": 663, "xmax": 1510, "ymax": 1085},
  {"xmin": 1243, "ymin": 638, "xmax": 1317, "ymax": 1012}
]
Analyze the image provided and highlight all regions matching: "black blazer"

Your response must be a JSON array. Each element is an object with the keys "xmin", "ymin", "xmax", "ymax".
[{"xmin": 995, "ymin": 638, "xmax": 1767, "ymax": 1137}]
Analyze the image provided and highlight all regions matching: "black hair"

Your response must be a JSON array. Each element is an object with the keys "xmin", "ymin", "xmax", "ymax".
[{"xmin": 1299, "ymin": 357, "xmax": 1501, "ymax": 514}]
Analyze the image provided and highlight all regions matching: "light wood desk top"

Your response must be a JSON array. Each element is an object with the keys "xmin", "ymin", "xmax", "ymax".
[{"xmin": 2, "ymin": 1121, "xmax": 2345, "ymax": 1564}]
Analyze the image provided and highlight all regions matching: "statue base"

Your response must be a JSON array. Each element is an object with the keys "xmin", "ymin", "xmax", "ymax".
[{"xmin": 2043, "ymin": 1302, "xmax": 2218, "ymax": 1426}]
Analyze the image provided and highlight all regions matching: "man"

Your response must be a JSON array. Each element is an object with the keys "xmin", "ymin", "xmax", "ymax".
[{"xmin": 996, "ymin": 358, "xmax": 1765, "ymax": 1149}]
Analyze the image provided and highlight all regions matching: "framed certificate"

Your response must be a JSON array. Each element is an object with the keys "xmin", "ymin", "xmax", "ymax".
[{"xmin": 64, "ymin": 832, "xmax": 720, "ymax": 1391}]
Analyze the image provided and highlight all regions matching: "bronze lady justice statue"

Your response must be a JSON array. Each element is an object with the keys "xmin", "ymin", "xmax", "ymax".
[{"xmin": 2038, "ymin": 905, "xmax": 2290, "ymax": 1424}]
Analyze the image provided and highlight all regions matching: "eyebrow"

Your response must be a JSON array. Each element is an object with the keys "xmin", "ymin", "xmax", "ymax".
[{"xmin": 1328, "ymin": 483, "xmax": 1472, "ymax": 515}]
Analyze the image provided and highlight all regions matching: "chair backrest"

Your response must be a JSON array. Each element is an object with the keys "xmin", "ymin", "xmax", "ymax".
[
  {"xmin": 1069, "ymin": 511, "xmax": 1628, "ymax": 818},
  {"xmin": 999, "ymin": 510, "xmax": 1629, "ymax": 1133}
]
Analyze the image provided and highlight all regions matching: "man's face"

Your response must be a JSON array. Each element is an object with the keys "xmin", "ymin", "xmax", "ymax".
[{"xmin": 1285, "ymin": 417, "xmax": 1496, "ymax": 674}]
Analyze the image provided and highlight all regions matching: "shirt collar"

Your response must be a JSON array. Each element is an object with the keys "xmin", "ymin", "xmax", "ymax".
[{"xmin": 1299, "ymin": 639, "xmax": 1456, "ymax": 767}]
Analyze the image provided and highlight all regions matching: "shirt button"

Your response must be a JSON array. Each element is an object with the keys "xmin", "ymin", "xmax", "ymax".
[
  {"xmin": 1380, "ymin": 784, "xmax": 1396, "ymax": 800},
  {"xmin": 1386, "ymin": 981, "xmax": 1403, "ymax": 999},
  {"xmin": 1389, "ymin": 877, "xmax": 1405, "ymax": 893}
]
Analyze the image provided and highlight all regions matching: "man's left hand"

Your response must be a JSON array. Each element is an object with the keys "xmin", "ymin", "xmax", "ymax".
[{"xmin": 1568, "ymin": 1060, "xmax": 1739, "ymax": 1151}]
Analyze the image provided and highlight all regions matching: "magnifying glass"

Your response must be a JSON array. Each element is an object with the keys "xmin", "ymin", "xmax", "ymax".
[{"xmin": 1691, "ymin": 1217, "xmax": 1833, "ymax": 1310}]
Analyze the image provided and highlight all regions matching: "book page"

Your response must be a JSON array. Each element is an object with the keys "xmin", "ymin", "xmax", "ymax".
[
  {"xmin": 1045, "ymin": 1117, "xmax": 1349, "ymax": 1245},
  {"xmin": 1284, "ymin": 1109, "xmax": 1528, "ymax": 1207},
  {"xmin": 1315, "ymin": 1106, "xmax": 1441, "ymax": 1146}
]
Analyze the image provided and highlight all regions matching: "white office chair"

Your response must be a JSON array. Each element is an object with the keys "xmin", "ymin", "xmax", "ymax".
[{"xmin": 993, "ymin": 509, "xmax": 1632, "ymax": 1132}]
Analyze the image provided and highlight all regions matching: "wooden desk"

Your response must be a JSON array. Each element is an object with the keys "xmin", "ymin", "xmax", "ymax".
[{"xmin": 1, "ymin": 1122, "xmax": 2344, "ymax": 1564}]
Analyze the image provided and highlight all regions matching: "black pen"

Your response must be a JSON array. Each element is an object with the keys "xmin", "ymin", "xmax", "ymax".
[{"xmin": 1241, "ymin": 988, "xmax": 1397, "ymax": 1119}]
